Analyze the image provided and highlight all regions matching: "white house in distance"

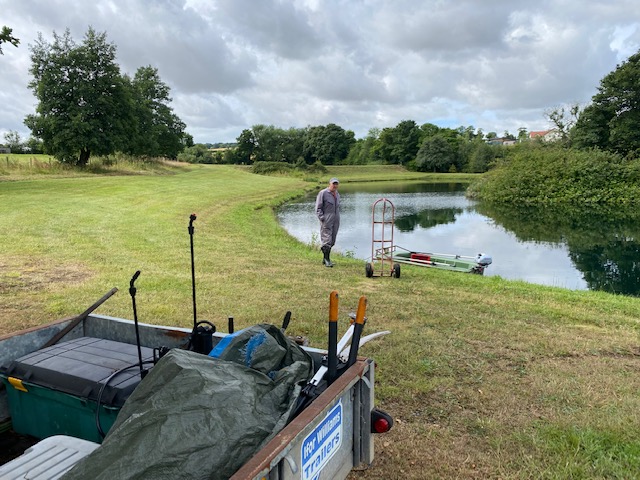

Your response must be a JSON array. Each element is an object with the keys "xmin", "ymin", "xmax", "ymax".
[{"xmin": 529, "ymin": 129, "xmax": 561, "ymax": 142}]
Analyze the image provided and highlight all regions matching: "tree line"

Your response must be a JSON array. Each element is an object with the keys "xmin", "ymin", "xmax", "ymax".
[
  {"xmin": 179, "ymin": 121, "xmax": 510, "ymax": 174},
  {"xmin": 4, "ymin": 24, "xmax": 639, "ymax": 180},
  {"xmin": 181, "ymin": 50, "xmax": 640, "ymax": 179}
]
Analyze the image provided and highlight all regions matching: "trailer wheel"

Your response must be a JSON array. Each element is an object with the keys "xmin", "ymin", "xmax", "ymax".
[
  {"xmin": 392, "ymin": 263, "xmax": 401, "ymax": 278},
  {"xmin": 365, "ymin": 262, "xmax": 374, "ymax": 278}
]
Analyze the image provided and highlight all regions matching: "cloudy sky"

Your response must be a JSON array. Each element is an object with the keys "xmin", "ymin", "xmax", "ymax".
[{"xmin": 1, "ymin": 0, "xmax": 639, "ymax": 144}]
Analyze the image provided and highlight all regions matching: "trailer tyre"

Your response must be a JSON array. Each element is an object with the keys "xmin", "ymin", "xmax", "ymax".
[
  {"xmin": 365, "ymin": 262, "xmax": 374, "ymax": 278},
  {"xmin": 392, "ymin": 263, "xmax": 401, "ymax": 278}
]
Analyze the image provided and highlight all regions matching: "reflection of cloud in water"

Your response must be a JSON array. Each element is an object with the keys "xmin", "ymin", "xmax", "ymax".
[{"xmin": 277, "ymin": 190, "xmax": 588, "ymax": 290}]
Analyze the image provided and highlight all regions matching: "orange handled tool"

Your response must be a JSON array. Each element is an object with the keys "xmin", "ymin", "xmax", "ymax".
[
  {"xmin": 347, "ymin": 296, "xmax": 367, "ymax": 367},
  {"xmin": 327, "ymin": 290, "xmax": 339, "ymax": 384}
]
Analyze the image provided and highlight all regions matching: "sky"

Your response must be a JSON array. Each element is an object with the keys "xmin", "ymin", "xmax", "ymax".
[{"xmin": 1, "ymin": 0, "xmax": 640, "ymax": 144}]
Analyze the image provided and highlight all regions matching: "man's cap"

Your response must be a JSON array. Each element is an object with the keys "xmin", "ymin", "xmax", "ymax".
[{"xmin": 330, "ymin": 177, "xmax": 340, "ymax": 184}]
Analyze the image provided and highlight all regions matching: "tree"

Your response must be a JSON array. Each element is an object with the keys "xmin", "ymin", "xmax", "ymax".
[
  {"xmin": 545, "ymin": 103, "xmax": 580, "ymax": 144},
  {"xmin": 345, "ymin": 128, "xmax": 381, "ymax": 164},
  {"xmin": 0, "ymin": 26, "xmax": 19, "ymax": 54},
  {"xmin": 25, "ymin": 136, "xmax": 44, "ymax": 154},
  {"xmin": 419, "ymin": 123, "xmax": 441, "ymax": 142},
  {"xmin": 466, "ymin": 141, "xmax": 497, "ymax": 173},
  {"xmin": 182, "ymin": 133, "xmax": 194, "ymax": 148},
  {"xmin": 376, "ymin": 120, "xmax": 420, "ymax": 165},
  {"xmin": 280, "ymin": 128, "xmax": 305, "ymax": 163},
  {"xmin": 415, "ymin": 134, "xmax": 457, "ymax": 172},
  {"xmin": 25, "ymin": 28, "xmax": 131, "ymax": 165},
  {"xmin": 572, "ymin": 50, "xmax": 640, "ymax": 155},
  {"xmin": 571, "ymin": 104, "xmax": 611, "ymax": 151},
  {"xmin": 125, "ymin": 66, "xmax": 186, "ymax": 158},
  {"xmin": 457, "ymin": 125, "xmax": 480, "ymax": 141},
  {"xmin": 517, "ymin": 128, "xmax": 529, "ymax": 142},
  {"xmin": 3, "ymin": 130, "xmax": 24, "ymax": 153},
  {"xmin": 251, "ymin": 124, "xmax": 285, "ymax": 162},
  {"xmin": 177, "ymin": 144, "xmax": 215, "ymax": 164},
  {"xmin": 303, "ymin": 124, "xmax": 355, "ymax": 165},
  {"xmin": 235, "ymin": 129, "xmax": 256, "ymax": 163}
]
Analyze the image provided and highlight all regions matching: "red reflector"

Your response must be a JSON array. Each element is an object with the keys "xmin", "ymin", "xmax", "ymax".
[{"xmin": 374, "ymin": 418, "xmax": 390, "ymax": 433}]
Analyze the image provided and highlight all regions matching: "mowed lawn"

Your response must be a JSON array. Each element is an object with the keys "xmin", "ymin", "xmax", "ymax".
[{"xmin": 2, "ymin": 164, "xmax": 640, "ymax": 479}]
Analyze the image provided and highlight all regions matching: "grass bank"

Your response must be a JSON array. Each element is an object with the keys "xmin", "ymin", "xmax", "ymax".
[
  {"xmin": 1, "ymin": 164, "xmax": 640, "ymax": 479},
  {"xmin": 0, "ymin": 153, "xmax": 187, "ymax": 180}
]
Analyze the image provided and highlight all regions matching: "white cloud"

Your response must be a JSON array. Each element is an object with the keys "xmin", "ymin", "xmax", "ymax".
[{"xmin": 1, "ymin": 0, "xmax": 638, "ymax": 143}]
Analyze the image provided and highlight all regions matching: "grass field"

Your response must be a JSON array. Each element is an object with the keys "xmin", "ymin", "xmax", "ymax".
[{"xmin": 2, "ymin": 161, "xmax": 640, "ymax": 479}]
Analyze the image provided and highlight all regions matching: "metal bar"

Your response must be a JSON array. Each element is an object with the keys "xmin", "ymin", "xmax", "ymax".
[{"xmin": 41, "ymin": 287, "xmax": 118, "ymax": 348}]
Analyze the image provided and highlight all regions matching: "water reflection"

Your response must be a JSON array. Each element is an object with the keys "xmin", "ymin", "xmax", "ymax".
[
  {"xmin": 477, "ymin": 203, "xmax": 640, "ymax": 295},
  {"xmin": 395, "ymin": 208, "xmax": 462, "ymax": 231},
  {"xmin": 277, "ymin": 182, "xmax": 640, "ymax": 295}
]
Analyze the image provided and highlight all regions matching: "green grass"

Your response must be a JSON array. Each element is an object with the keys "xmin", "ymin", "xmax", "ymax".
[
  {"xmin": 0, "ymin": 153, "xmax": 187, "ymax": 179},
  {"xmin": 2, "ymin": 163, "xmax": 640, "ymax": 479}
]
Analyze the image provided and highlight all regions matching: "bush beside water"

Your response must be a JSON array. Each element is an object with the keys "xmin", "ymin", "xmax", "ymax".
[{"xmin": 467, "ymin": 144, "xmax": 640, "ymax": 206}]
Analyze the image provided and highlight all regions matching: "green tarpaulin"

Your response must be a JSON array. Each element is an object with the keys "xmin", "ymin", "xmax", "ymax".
[{"xmin": 62, "ymin": 324, "xmax": 313, "ymax": 480}]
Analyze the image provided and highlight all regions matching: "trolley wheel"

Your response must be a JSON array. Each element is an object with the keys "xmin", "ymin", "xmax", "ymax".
[
  {"xmin": 392, "ymin": 263, "xmax": 401, "ymax": 278},
  {"xmin": 365, "ymin": 262, "xmax": 374, "ymax": 278}
]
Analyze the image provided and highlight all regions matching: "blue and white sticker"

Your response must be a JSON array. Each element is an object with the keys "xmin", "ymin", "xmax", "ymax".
[{"xmin": 301, "ymin": 400, "xmax": 343, "ymax": 480}]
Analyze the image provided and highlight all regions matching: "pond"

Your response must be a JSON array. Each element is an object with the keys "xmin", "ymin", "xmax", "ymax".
[{"xmin": 277, "ymin": 181, "xmax": 640, "ymax": 296}]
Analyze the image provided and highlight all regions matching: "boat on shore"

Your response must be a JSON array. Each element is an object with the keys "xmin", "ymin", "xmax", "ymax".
[{"xmin": 385, "ymin": 245, "xmax": 492, "ymax": 275}]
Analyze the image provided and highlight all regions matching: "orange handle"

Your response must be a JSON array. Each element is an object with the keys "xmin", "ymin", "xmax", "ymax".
[
  {"xmin": 355, "ymin": 296, "xmax": 367, "ymax": 325},
  {"xmin": 329, "ymin": 290, "xmax": 339, "ymax": 322}
]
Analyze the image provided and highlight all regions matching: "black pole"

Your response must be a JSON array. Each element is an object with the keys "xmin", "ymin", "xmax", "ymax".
[
  {"xmin": 327, "ymin": 291, "xmax": 338, "ymax": 384},
  {"xmin": 189, "ymin": 213, "xmax": 197, "ymax": 330},
  {"xmin": 281, "ymin": 311, "xmax": 291, "ymax": 332},
  {"xmin": 129, "ymin": 270, "xmax": 146, "ymax": 379}
]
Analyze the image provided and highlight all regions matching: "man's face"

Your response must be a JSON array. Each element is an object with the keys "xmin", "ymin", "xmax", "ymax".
[{"xmin": 329, "ymin": 182, "xmax": 339, "ymax": 192}]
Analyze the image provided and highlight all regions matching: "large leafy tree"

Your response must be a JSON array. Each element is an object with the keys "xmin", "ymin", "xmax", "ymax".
[
  {"xmin": 125, "ymin": 66, "xmax": 186, "ymax": 158},
  {"xmin": 234, "ymin": 125, "xmax": 302, "ymax": 164},
  {"xmin": 25, "ymin": 28, "xmax": 131, "ymax": 165},
  {"xmin": 415, "ymin": 134, "xmax": 458, "ymax": 172},
  {"xmin": 376, "ymin": 120, "xmax": 420, "ymax": 165},
  {"xmin": 572, "ymin": 50, "xmax": 640, "ymax": 155},
  {"xmin": 280, "ymin": 128, "xmax": 306, "ymax": 163},
  {"xmin": 303, "ymin": 124, "xmax": 355, "ymax": 165},
  {"xmin": 234, "ymin": 128, "xmax": 256, "ymax": 163},
  {"xmin": 251, "ymin": 124, "xmax": 287, "ymax": 162}
]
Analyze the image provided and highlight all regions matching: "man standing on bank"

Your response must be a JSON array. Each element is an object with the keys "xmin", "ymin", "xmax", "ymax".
[{"xmin": 315, "ymin": 177, "xmax": 341, "ymax": 267}]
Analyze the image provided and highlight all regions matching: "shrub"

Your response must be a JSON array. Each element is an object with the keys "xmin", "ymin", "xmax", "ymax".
[
  {"xmin": 468, "ymin": 144, "xmax": 640, "ymax": 206},
  {"xmin": 251, "ymin": 161, "xmax": 293, "ymax": 175}
]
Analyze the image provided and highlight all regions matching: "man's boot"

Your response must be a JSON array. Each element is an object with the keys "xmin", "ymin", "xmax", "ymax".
[
  {"xmin": 325, "ymin": 247, "xmax": 334, "ymax": 267},
  {"xmin": 322, "ymin": 246, "xmax": 333, "ymax": 267}
]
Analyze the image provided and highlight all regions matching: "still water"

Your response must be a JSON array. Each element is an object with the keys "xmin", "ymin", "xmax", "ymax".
[{"xmin": 277, "ymin": 182, "xmax": 640, "ymax": 295}]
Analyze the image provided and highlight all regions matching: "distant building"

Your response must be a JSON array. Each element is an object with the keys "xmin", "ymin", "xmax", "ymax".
[
  {"xmin": 486, "ymin": 137, "xmax": 517, "ymax": 146},
  {"xmin": 529, "ymin": 129, "xmax": 561, "ymax": 142},
  {"xmin": 0, "ymin": 146, "xmax": 11, "ymax": 154}
]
